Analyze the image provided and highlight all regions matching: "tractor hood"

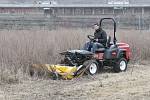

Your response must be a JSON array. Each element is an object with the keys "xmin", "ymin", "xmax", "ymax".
[{"xmin": 60, "ymin": 50, "xmax": 93, "ymax": 55}]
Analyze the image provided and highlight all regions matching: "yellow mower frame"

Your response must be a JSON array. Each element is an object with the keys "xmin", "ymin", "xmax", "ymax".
[{"xmin": 31, "ymin": 64, "xmax": 89, "ymax": 80}]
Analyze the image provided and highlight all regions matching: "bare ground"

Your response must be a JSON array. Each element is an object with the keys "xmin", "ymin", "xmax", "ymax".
[{"xmin": 0, "ymin": 63, "xmax": 150, "ymax": 100}]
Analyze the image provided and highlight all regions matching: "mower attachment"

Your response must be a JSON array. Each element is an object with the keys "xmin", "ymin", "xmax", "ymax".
[{"xmin": 31, "ymin": 64, "xmax": 89, "ymax": 80}]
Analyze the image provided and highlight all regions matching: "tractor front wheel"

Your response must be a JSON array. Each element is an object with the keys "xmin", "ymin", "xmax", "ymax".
[
  {"xmin": 113, "ymin": 58, "xmax": 128, "ymax": 73},
  {"xmin": 83, "ymin": 60, "xmax": 99, "ymax": 75}
]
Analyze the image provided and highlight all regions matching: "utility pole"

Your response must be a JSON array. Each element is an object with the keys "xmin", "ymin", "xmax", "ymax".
[{"xmin": 138, "ymin": 15, "xmax": 141, "ymax": 30}]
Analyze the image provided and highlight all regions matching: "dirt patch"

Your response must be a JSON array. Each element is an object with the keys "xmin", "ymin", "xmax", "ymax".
[{"xmin": 0, "ymin": 64, "xmax": 150, "ymax": 100}]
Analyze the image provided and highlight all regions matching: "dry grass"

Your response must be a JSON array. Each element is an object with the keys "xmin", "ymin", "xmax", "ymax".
[
  {"xmin": 0, "ymin": 28, "xmax": 150, "ymax": 83},
  {"xmin": 116, "ymin": 30, "xmax": 150, "ymax": 61}
]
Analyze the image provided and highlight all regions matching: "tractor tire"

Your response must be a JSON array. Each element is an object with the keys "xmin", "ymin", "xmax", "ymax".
[
  {"xmin": 113, "ymin": 58, "xmax": 128, "ymax": 73},
  {"xmin": 83, "ymin": 60, "xmax": 99, "ymax": 75}
]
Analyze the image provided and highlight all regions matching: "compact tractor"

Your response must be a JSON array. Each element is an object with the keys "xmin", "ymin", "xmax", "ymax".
[{"xmin": 32, "ymin": 18, "xmax": 131, "ymax": 79}]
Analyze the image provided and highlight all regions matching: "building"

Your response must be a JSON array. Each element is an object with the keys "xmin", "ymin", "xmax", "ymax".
[
  {"xmin": 0, "ymin": 0, "xmax": 150, "ymax": 16},
  {"xmin": 0, "ymin": 0, "xmax": 150, "ymax": 29}
]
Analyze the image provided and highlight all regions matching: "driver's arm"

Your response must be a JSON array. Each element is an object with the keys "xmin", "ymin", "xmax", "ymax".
[{"xmin": 98, "ymin": 31, "xmax": 107, "ymax": 43}]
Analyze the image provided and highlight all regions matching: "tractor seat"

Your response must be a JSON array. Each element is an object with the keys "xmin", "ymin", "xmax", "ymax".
[
  {"xmin": 95, "ymin": 48, "xmax": 105, "ymax": 53},
  {"xmin": 95, "ymin": 36, "xmax": 111, "ymax": 53},
  {"xmin": 106, "ymin": 36, "xmax": 111, "ymax": 48}
]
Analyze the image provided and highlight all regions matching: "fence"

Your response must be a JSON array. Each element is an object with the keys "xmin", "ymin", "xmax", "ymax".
[{"xmin": 0, "ymin": 14, "xmax": 150, "ymax": 30}]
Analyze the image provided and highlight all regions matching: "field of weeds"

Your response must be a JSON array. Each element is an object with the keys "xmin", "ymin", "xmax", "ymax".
[
  {"xmin": 0, "ymin": 28, "xmax": 150, "ymax": 100},
  {"xmin": 0, "ymin": 28, "xmax": 150, "ymax": 83}
]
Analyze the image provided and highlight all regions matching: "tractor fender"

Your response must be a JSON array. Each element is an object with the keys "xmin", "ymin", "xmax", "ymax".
[{"xmin": 116, "ymin": 49, "xmax": 126, "ymax": 59}]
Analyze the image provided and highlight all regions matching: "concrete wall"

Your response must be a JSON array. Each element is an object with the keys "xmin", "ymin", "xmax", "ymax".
[
  {"xmin": 0, "ymin": 7, "xmax": 149, "ymax": 16},
  {"xmin": 53, "ymin": 7, "xmax": 150, "ymax": 16}
]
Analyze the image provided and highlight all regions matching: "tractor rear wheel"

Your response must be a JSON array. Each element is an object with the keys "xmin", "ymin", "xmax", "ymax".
[
  {"xmin": 83, "ymin": 60, "xmax": 99, "ymax": 75},
  {"xmin": 113, "ymin": 58, "xmax": 127, "ymax": 73}
]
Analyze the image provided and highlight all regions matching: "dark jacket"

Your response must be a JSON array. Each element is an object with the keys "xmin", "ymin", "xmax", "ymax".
[{"xmin": 94, "ymin": 28, "xmax": 107, "ymax": 46}]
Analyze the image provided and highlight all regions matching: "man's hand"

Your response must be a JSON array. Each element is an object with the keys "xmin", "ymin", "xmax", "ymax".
[
  {"xmin": 95, "ymin": 39, "xmax": 99, "ymax": 42},
  {"xmin": 93, "ymin": 39, "xmax": 98, "ymax": 42}
]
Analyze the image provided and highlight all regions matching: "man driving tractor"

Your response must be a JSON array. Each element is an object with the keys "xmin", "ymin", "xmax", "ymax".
[{"xmin": 84, "ymin": 23, "xmax": 107, "ymax": 53}]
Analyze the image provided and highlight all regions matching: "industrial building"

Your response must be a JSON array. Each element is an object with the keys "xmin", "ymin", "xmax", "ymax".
[{"xmin": 0, "ymin": 0, "xmax": 150, "ymax": 29}]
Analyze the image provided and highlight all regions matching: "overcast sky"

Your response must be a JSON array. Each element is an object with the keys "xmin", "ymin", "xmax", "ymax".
[{"xmin": 0, "ymin": 0, "xmax": 149, "ymax": 4}]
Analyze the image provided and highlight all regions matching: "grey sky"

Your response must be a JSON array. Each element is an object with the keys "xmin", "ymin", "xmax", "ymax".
[{"xmin": 0, "ymin": 0, "xmax": 150, "ymax": 4}]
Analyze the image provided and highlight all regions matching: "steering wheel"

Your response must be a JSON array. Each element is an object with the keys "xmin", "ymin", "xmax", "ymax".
[{"xmin": 87, "ymin": 35, "xmax": 95, "ymax": 41}]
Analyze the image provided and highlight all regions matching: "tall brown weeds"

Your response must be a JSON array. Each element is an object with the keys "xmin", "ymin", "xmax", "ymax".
[{"xmin": 0, "ymin": 28, "xmax": 149, "ymax": 83}]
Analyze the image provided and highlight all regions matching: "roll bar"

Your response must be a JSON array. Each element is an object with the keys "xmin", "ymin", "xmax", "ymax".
[{"xmin": 99, "ymin": 18, "xmax": 117, "ymax": 44}]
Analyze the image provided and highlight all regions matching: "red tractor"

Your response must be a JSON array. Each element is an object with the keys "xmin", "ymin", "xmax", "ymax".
[{"xmin": 60, "ymin": 18, "xmax": 131, "ymax": 75}]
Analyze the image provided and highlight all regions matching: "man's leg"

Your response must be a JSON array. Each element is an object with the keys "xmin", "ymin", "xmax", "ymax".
[
  {"xmin": 92, "ymin": 43, "xmax": 97, "ymax": 53},
  {"xmin": 83, "ymin": 41, "xmax": 93, "ymax": 51},
  {"xmin": 92, "ymin": 43, "xmax": 104, "ymax": 53}
]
